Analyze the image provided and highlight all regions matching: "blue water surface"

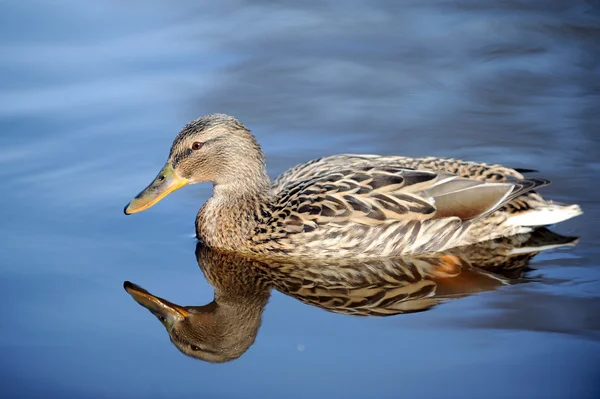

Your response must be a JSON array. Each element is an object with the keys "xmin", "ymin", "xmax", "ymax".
[{"xmin": 0, "ymin": 1, "xmax": 599, "ymax": 398}]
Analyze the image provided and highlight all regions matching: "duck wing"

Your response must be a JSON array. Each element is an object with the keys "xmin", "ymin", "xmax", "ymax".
[
  {"xmin": 271, "ymin": 154, "xmax": 531, "ymax": 194},
  {"xmin": 267, "ymin": 166, "xmax": 548, "ymax": 235}
]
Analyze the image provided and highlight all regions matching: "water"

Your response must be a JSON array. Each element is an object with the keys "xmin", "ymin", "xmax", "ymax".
[{"xmin": 1, "ymin": 1, "xmax": 599, "ymax": 398}]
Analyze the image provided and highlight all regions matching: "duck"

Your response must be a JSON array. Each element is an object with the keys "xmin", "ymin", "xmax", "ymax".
[
  {"xmin": 124, "ymin": 229, "xmax": 578, "ymax": 363},
  {"xmin": 124, "ymin": 113, "xmax": 582, "ymax": 258}
]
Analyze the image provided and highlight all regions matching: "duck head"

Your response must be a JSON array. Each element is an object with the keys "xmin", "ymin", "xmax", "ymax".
[{"xmin": 124, "ymin": 114, "xmax": 267, "ymax": 215}]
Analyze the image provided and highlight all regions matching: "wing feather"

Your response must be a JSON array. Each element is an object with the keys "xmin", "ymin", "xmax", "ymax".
[{"xmin": 270, "ymin": 164, "xmax": 549, "ymax": 237}]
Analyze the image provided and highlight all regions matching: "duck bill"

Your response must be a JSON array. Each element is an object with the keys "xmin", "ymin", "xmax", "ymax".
[
  {"xmin": 124, "ymin": 162, "xmax": 189, "ymax": 215},
  {"xmin": 124, "ymin": 281, "xmax": 189, "ymax": 330}
]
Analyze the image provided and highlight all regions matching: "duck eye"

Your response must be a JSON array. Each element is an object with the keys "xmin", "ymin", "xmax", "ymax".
[
  {"xmin": 190, "ymin": 345, "xmax": 201, "ymax": 351},
  {"xmin": 192, "ymin": 142, "xmax": 204, "ymax": 151}
]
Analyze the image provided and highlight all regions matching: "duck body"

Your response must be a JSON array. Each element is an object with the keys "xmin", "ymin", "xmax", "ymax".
[
  {"xmin": 125, "ymin": 114, "xmax": 582, "ymax": 259},
  {"xmin": 196, "ymin": 153, "xmax": 579, "ymax": 258}
]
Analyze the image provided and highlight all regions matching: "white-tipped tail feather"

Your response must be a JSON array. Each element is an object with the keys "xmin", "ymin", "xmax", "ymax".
[{"xmin": 506, "ymin": 203, "xmax": 583, "ymax": 227}]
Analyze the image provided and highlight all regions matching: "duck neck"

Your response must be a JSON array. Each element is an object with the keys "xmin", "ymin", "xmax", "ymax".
[{"xmin": 196, "ymin": 173, "xmax": 272, "ymax": 250}]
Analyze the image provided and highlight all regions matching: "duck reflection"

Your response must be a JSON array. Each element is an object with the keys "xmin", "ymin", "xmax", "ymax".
[{"xmin": 124, "ymin": 228, "xmax": 577, "ymax": 363}]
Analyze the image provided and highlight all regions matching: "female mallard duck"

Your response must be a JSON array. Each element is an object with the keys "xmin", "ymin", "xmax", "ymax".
[{"xmin": 124, "ymin": 114, "xmax": 581, "ymax": 258}]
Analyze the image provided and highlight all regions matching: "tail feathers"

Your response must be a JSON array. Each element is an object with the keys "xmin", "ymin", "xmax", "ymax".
[{"xmin": 507, "ymin": 203, "xmax": 583, "ymax": 227}]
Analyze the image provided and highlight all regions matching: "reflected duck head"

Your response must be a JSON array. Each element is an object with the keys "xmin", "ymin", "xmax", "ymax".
[{"xmin": 124, "ymin": 281, "xmax": 262, "ymax": 363}]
